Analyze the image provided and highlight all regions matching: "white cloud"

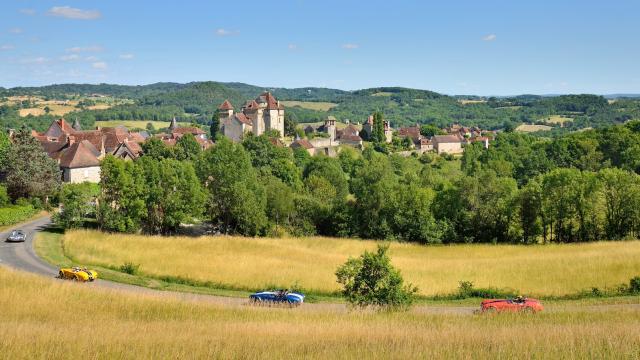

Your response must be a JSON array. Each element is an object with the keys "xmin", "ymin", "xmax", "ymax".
[
  {"xmin": 66, "ymin": 45, "xmax": 104, "ymax": 53},
  {"xmin": 85, "ymin": 56, "xmax": 99, "ymax": 61},
  {"xmin": 47, "ymin": 6, "xmax": 102, "ymax": 20},
  {"xmin": 119, "ymin": 53, "xmax": 135, "ymax": 59},
  {"xmin": 9, "ymin": 28, "xmax": 23, "ymax": 34},
  {"xmin": 215, "ymin": 28, "xmax": 238, "ymax": 37},
  {"xmin": 287, "ymin": 44, "xmax": 298, "ymax": 50},
  {"xmin": 19, "ymin": 9, "xmax": 36, "ymax": 16},
  {"xmin": 60, "ymin": 54, "xmax": 80, "ymax": 61},
  {"xmin": 482, "ymin": 34, "xmax": 497, "ymax": 41},
  {"xmin": 342, "ymin": 43, "xmax": 359, "ymax": 49},
  {"xmin": 0, "ymin": 44, "xmax": 15, "ymax": 51},
  {"xmin": 92, "ymin": 61, "xmax": 108, "ymax": 70},
  {"xmin": 21, "ymin": 57, "xmax": 50, "ymax": 64}
]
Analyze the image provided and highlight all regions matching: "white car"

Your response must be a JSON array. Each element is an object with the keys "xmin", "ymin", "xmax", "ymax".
[{"xmin": 6, "ymin": 230, "xmax": 26, "ymax": 243}]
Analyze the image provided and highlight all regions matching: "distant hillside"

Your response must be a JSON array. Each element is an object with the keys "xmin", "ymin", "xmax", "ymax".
[{"xmin": 2, "ymin": 81, "xmax": 640, "ymax": 132}]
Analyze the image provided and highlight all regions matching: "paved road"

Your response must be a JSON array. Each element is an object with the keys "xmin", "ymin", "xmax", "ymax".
[{"xmin": 1, "ymin": 217, "xmax": 637, "ymax": 314}]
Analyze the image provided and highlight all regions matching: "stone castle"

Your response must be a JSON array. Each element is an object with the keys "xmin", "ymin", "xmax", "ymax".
[{"xmin": 218, "ymin": 92, "xmax": 285, "ymax": 142}]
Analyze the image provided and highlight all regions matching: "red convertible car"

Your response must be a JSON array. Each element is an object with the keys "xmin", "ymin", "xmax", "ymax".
[{"xmin": 480, "ymin": 297, "xmax": 543, "ymax": 313}]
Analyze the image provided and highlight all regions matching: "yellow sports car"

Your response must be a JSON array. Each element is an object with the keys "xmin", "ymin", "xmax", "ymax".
[{"xmin": 58, "ymin": 267, "xmax": 98, "ymax": 282}]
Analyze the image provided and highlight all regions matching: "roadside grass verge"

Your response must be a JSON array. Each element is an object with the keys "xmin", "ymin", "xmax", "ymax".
[{"xmin": 1, "ymin": 266, "xmax": 639, "ymax": 359}]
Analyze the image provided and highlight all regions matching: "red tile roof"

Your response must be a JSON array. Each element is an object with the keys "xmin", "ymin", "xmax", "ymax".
[
  {"xmin": 172, "ymin": 127, "xmax": 206, "ymax": 135},
  {"xmin": 233, "ymin": 113, "xmax": 253, "ymax": 126},
  {"xmin": 398, "ymin": 126, "xmax": 421, "ymax": 140},
  {"xmin": 433, "ymin": 135, "xmax": 462, "ymax": 143},
  {"xmin": 291, "ymin": 138, "xmax": 314, "ymax": 149},
  {"xmin": 59, "ymin": 140, "xmax": 101, "ymax": 168},
  {"xmin": 218, "ymin": 99, "xmax": 234, "ymax": 110}
]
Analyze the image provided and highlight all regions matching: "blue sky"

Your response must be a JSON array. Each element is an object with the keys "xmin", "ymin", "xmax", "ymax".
[{"xmin": 0, "ymin": 0, "xmax": 638, "ymax": 95}]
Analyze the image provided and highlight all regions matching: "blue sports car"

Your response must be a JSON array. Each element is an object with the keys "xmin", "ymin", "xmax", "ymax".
[{"xmin": 249, "ymin": 290, "xmax": 305, "ymax": 307}]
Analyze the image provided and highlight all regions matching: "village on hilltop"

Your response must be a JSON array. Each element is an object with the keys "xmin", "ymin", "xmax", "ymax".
[{"xmin": 25, "ymin": 91, "xmax": 495, "ymax": 184}]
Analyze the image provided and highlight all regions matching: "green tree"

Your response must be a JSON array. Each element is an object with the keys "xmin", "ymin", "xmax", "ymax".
[
  {"xmin": 141, "ymin": 137, "xmax": 173, "ymax": 160},
  {"xmin": 197, "ymin": 137, "xmax": 267, "ymax": 235},
  {"xmin": 598, "ymin": 168, "xmax": 640, "ymax": 239},
  {"xmin": 54, "ymin": 183, "xmax": 100, "ymax": 229},
  {"xmin": 371, "ymin": 111, "xmax": 386, "ymax": 144},
  {"xmin": 210, "ymin": 112, "xmax": 220, "ymax": 139},
  {"xmin": 137, "ymin": 157, "xmax": 204, "ymax": 234},
  {"xmin": 335, "ymin": 244, "xmax": 418, "ymax": 310},
  {"xmin": 5, "ymin": 129, "xmax": 61, "ymax": 203},
  {"xmin": 284, "ymin": 112, "xmax": 298, "ymax": 137},
  {"xmin": 174, "ymin": 133, "xmax": 201, "ymax": 161},
  {"xmin": 0, "ymin": 130, "xmax": 11, "ymax": 174},
  {"xmin": 420, "ymin": 124, "xmax": 444, "ymax": 137},
  {"xmin": 97, "ymin": 156, "xmax": 146, "ymax": 232}
]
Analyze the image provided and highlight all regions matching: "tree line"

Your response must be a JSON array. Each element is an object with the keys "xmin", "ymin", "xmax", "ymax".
[{"xmin": 73, "ymin": 120, "xmax": 640, "ymax": 243}]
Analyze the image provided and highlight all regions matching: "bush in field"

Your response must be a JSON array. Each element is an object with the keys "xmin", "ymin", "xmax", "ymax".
[
  {"xmin": 629, "ymin": 276, "xmax": 640, "ymax": 294},
  {"xmin": 0, "ymin": 204, "xmax": 37, "ymax": 226},
  {"xmin": 335, "ymin": 244, "xmax": 417, "ymax": 310},
  {"xmin": 120, "ymin": 262, "xmax": 140, "ymax": 275}
]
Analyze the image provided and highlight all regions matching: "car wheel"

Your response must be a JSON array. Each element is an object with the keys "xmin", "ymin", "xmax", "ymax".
[
  {"xmin": 58, "ymin": 271, "xmax": 64, "ymax": 279},
  {"xmin": 485, "ymin": 307, "xmax": 498, "ymax": 314}
]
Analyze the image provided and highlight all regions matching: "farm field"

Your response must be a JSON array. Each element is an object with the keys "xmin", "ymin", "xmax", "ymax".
[
  {"xmin": 516, "ymin": 124, "xmax": 553, "ymax": 132},
  {"xmin": 62, "ymin": 230, "xmax": 640, "ymax": 297},
  {"xmin": 280, "ymin": 100, "xmax": 337, "ymax": 111},
  {"xmin": 0, "ymin": 267, "xmax": 638, "ymax": 359},
  {"xmin": 542, "ymin": 115, "xmax": 574, "ymax": 125}
]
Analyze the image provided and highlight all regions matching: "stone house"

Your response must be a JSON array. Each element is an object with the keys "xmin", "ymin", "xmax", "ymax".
[
  {"xmin": 33, "ymin": 118, "xmax": 146, "ymax": 183},
  {"xmin": 432, "ymin": 134, "xmax": 464, "ymax": 154}
]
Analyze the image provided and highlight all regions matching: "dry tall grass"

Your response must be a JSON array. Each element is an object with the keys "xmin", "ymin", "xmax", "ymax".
[
  {"xmin": 1, "ymin": 267, "xmax": 639, "ymax": 359},
  {"xmin": 64, "ymin": 230, "xmax": 640, "ymax": 296}
]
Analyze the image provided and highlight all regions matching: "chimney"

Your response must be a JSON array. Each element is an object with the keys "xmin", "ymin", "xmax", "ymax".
[{"xmin": 68, "ymin": 135, "xmax": 76, "ymax": 145}]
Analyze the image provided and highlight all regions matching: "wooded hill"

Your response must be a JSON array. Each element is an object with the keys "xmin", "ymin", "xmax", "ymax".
[{"xmin": 1, "ymin": 81, "xmax": 639, "ymax": 133}]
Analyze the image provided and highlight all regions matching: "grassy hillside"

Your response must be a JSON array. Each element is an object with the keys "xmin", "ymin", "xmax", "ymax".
[
  {"xmin": 1, "ymin": 267, "xmax": 639, "ymax": 358},
  {"xmin": 63, "ymin": 230, "xmax": 640, "ymax": 297}
]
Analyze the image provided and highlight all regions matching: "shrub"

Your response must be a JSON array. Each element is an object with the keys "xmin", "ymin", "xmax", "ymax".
[
  {"xmin": 0, "ymin": 185, "xmax": 9, "ymax": 207},
  {"xmin": 629, "ymin": 276, "xmax": 640, "ymax": 294},
  {"xmin": 120, "ymin": 262, "xmax": 140, "ymax": 275},
  {"xmin": 0, "ymin": 204, "xmax": 37, "ymax": 226},
  {"xmin": 335, "ymin": 244, "xmax": 418, "ymax": 310},
  {"xmin": 455, "ymin": 280, "xmax": 518, "ymax": 299}
]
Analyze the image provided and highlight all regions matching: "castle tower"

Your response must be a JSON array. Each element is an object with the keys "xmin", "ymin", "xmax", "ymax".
[
  {"xmin": 169, "ymin": 117, "xmax": 178, "ymax": 131},
  {"xmin": 72, "ymin": 118, "xmax": 82, "ymax": 131},
  {"xmin": 218, "ymin": 100, "xmax": 235, "ymax": 132},
  {"xmin": 324, "ymin": 116, "xmax": 337, "ymax": 143}
]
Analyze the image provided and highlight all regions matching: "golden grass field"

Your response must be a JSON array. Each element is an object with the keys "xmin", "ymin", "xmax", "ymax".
[
  {"xmin": 458, "ymin": 99, "xmax": 487, "ymax": 105},
  {"xmin": 0, "ymin": 267, "xmax": 639, "ymax": 359},
  {"xmin": 63, "ymin": 230, "xmax": 640, "ymax": 297},
  {"xmin": 543, "ymin": 115, "xmax": 574, "ymax": 125},
  {"xmin": 280, "ymin": 100, "xmax": 337, "ymax": 111},
  {"xmin": 516, "ymin": 124, "xmax": 553, "ymax": 132}
]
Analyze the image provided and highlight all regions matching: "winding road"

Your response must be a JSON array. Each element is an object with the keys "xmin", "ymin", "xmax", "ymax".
[{"xmin": 1, "ymin": 216, "xmax": 638, "ymax": 314}]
